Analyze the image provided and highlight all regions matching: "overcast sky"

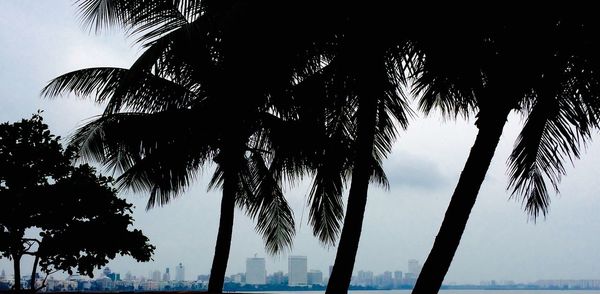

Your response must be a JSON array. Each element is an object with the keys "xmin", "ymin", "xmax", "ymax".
[{"xmin": 2, "ymin": 1, "xmax": 600, "ymax": 285}]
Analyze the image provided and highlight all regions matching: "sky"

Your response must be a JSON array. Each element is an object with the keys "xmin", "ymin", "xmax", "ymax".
[{"xmin": 2, "ymin": 1, "xmax": 600, "ymax": 285}]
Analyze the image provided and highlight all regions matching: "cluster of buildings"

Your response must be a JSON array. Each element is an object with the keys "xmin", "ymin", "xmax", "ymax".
[
  {"xmin": 223, "ymin": 256, "xmax": 421, "ymax": 289},
  {"xmin": 0, "ymin": 258, "xmax": 424, "ymax": 291},
  {"xmin": 236, "ymin": 255, "xmax": 323, "ymax": 286},
  {"xmin": 0, "ymin": 264, "xmax": 200, "ymax": 292},
  {"xmin": 350, "ymin": 259, "xmax": 422, "ymax": 288},
  {"xmin": 533, "ymin": 279, "xmax": 600, "ymax": 289},
  {"xmin": 148, "ymin": 262, "xmax": 186, "ymax": 283},
  {"xmin": 4, "ymin": 258, "xmax": 600, "ymax": 291}
]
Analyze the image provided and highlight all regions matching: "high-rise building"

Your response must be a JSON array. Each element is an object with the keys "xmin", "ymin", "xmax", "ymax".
[
  {"xmin": 381, "ymin": 271, "xmax": 393, "ymax": 288},
  {"xmin": 151, "ymin": 270, "xmax": 162, "ymax": 281},
  {"xmin": 356, "ymin": 270, "xmax": 374, "ymax": 286},
  {"xmin": 307, "ymin": 270, "xmax": 323, "ymax": 285},
  {"xmin": 393, "ymin": 271, "xmax": 403, "ymax": 286},
  {"xmin": 288, "ymin": 255, "xmax": 307, "ymax": 286},
  {"xmin": 163, "ymin": 268, "xmax": 170, "ymax": 282},
  {"xmin": 246, "ymin": 256, "xmax": 266, "ymax": 285},
  {"xmin": 408, "ymin": 259, "xmax": 421, "ymax": 275},
  {"xmin": 175, "ymin": 263, "xmax": 185, "ymax": 281}
]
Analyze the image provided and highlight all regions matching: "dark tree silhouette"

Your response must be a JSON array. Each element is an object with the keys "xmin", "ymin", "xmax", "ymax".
[
  {"xmin": 0, "ymin": 114, "xmax": 154, "ymax": 293},
  {"xmin": 311, "ymin": 7, "xmax": 412, "ymax": 293},
  {"xmin": 410, "ymin": 12, "xmax": 600, "ymax": 294},
  {"xmin": 45, "ymin": 1, "xmax": 335, "ymax": 292}
]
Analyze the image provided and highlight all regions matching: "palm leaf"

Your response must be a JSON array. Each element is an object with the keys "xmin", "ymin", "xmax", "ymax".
[
  {"xmin": 508, "ymin": 66, "xmax": 600, "ymax": 219},
  {"xmin": 42, "ymin": 67, "xmax": 199, "ymax": 113}
]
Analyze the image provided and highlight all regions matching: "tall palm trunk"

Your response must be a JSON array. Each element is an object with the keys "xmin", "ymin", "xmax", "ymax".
[
  {"xmin": 412, "ymin": 107, "xmax": 512, "ymax": 294},
  {"xmin": 326, "ymin": 89, "xmax": 378, "ymax": 294},
  {"xmin": 208, "ymin": 165, "xmax": 237, "ymax": 293},
  {"xmin": 13, "ymin": 253, "xmax": 21, "ymax": 292}
]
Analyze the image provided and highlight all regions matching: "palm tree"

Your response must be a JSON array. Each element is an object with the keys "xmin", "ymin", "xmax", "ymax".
[
  {"xmin": 303, "ymin": 7, "xmax": 413, "ymax": 293},
  {"xmin": 409, "ymin": 12, "xmax": 600, "ymax": 294},
  {"xmin": 47, "ymin": 1, "xmax": 341, "ymax": 292}
]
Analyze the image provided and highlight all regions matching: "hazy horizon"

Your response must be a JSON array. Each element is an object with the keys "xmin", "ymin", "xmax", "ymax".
[{"xmin": 1, "ymin": 1, "xmax": 600, "ymax": 286}]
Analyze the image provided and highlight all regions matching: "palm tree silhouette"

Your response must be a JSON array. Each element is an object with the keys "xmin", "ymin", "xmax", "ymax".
[
  {"xmin": 47, "ymin": 1, "xmax": 341, "ymax": 292},
  {"xmin": 410, "ymin": 12, "xmax": 600, "ymax": 294},
  {"xmin": 301, "ymin": 7, "xmax": 413, "ymax": 293}
]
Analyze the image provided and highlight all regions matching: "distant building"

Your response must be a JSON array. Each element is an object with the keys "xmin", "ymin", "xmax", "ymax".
[
  {"xmin": 175, "ymin": 263, "xmax": 185, "ymax": 281},
  {"xmin": 408, "ymin": 259, "xmax": 421, "ymax": 275},
  {"xmin": 0, "ymin": 270, "xmax": 5, "ymax": 281},
  {"xmin": 356, "ymin": 270, "xmax": 374, "ymax": 286},
  {"xmin": 380, "ymin": 271, "xmax": 393, "ymax": 288},
  {"xmin": 267, "ymin": 271, "xmax": 285, "ymax": 285},
  {"xmin": 162, "ymin": 268, "xmax": 170, "ymax": 282},
  {"xmin": 103, "ymin": 267, "xmax": 112, "ymax": 277},
  {"xmin": 246, "ymin": 256, "xmax": 266, "ymax": 285},
  {"xmin": 288, "ymin": 256, "xmax": 307, "ymax": 286},
  {"xmin": 307, "ymin": 270, "xmax": 323, "ymax": 285},
  {"xmin": 231, "ymin": 273, "xmax": 244, "ymax": 284},
  {"xmin": 393, "ymin": 271, "xmax": 403, "ymax": 286},
  {"xmin": 197, "ymin": 274, "xmax": 210, "ymax": 283},
  {"xmin": 151, "ymin": 270, "xmax": 161, "ymax": 282},
  {"xmin": 124, "ymin": 271, "xmax": 133, "ymax": 281}
]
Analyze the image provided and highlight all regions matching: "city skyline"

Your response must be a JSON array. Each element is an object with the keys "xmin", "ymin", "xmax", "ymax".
[
  {"xmin": 3, "ymin": 256, "xmax": 600, "ymax": 291},
  {"xmin": 1, "ymin": 255, "xmax": 593, "ymax": 286},
  {"xmin": 2, "ymin": 1, "xmax": 600, "ymax": 287}
]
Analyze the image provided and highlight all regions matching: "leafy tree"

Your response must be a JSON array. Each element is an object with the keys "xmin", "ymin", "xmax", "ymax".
[{"xmin": 0, "ymin": 114, "xmax": 155, "ymax": 292}]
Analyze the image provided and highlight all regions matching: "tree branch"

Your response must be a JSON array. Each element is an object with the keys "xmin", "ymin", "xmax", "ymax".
[{"xmin": 35, "ymin": 270, "xmax": 58, "ymax": 292}]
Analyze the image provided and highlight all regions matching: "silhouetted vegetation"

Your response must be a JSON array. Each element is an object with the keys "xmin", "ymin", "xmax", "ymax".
[
  {"xmin": 37, "ymin": 3, "xmax": 600, "ymax": 294},
  {"xmin": 0, "ymin": 113, "xmax": 155, "ymax": 293},
  {"xmin": 410, "ymin": 11, "xmax": 600, "ymax": 294}
]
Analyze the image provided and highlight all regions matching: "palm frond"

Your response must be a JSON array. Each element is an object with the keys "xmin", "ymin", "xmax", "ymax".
[
  {"xmin": 75, "ymin": 0, "xmax": 201, "ymax": 45},
  {"xmin": 42, "ymin": 67, "xmax": 199, "ymax": 113},
  {"xmin": 245, "ymin": 151, "xmax": 295, "ymax": 255},
  {"xmin": 306, "ymin": 132, "xmax": 349, "ymax": 246},
  {"xmin": 68, "ymin": 111, "xmax": 217, "ymax": 209},
  {"xmin": 508, "ymin": 69, "xmax": 598, "ymax": 219}
]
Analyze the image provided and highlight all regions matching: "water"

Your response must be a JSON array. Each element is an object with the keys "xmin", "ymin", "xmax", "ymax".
[{"xmin": 258, "ymin": 291, "xmax": 600, "ymax": 294}]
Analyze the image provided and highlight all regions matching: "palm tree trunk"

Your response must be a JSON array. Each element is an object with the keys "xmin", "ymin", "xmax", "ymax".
[
  {"xmin": 412, "ymin": 108, "xmax": 511, "ymax": 294},
  {"xmin": 13, "ymin": 253, "xmax": 21, "ymax": 293},
  {"xmin": 326, "ymin": 91, "xmax": 377, "ymax": 294},
  {"xmin": 30, "ymin": 254, "xmax": 40, "ymax": 291},
  {"xmin": 207, "ymin": 167, "xmax": 236, "ymax": 293}
]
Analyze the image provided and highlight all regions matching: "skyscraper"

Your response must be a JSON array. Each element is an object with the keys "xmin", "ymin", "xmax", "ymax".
[
  {"xmin": 163, "ymin": 268, "xmax": 170, "ymax": 282},
  {"xmin": 288, "ymin": 256, "xmax": 307, "ymax": 286},
  {"xmin": 408, "ymin": 259, "xmax": 421, "ymax": 275},
  {"xmin": 246, "ymin": 256, "xmax": 266, "ymax": 285},
  {"xmin": 393, "ymin": 271, "xmax": 403, "ymax": 286},
  {"xmin": 175, "ymin": 263, "xmax": 185, "ymax": 281},
  {"xmin": 151, "ymin": 270, "xmax": 161, "ymax": 281}
]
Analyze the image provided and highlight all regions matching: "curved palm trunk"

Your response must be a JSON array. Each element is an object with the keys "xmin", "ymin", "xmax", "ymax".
[
  {"xmin": 412, "ymin": 108, "xmax": 511, "ymax": 294},
  {"xmin": 207, "ymin": 170, "xmax": 236, "ymax": 293},
  {"xmin": 326, "ymin": 91, "xmax": 378, "ymax": 294}
]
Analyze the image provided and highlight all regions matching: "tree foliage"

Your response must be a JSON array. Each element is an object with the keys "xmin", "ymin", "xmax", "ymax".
[{"xmin": 0, "ymin": 113, "xmax": 154, "ymax": 291}]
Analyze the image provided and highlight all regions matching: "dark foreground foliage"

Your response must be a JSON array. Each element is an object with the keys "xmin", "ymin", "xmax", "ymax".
[{"xmin": 0, "ymin": 113, "xmax": 155, "ymax": 293}]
